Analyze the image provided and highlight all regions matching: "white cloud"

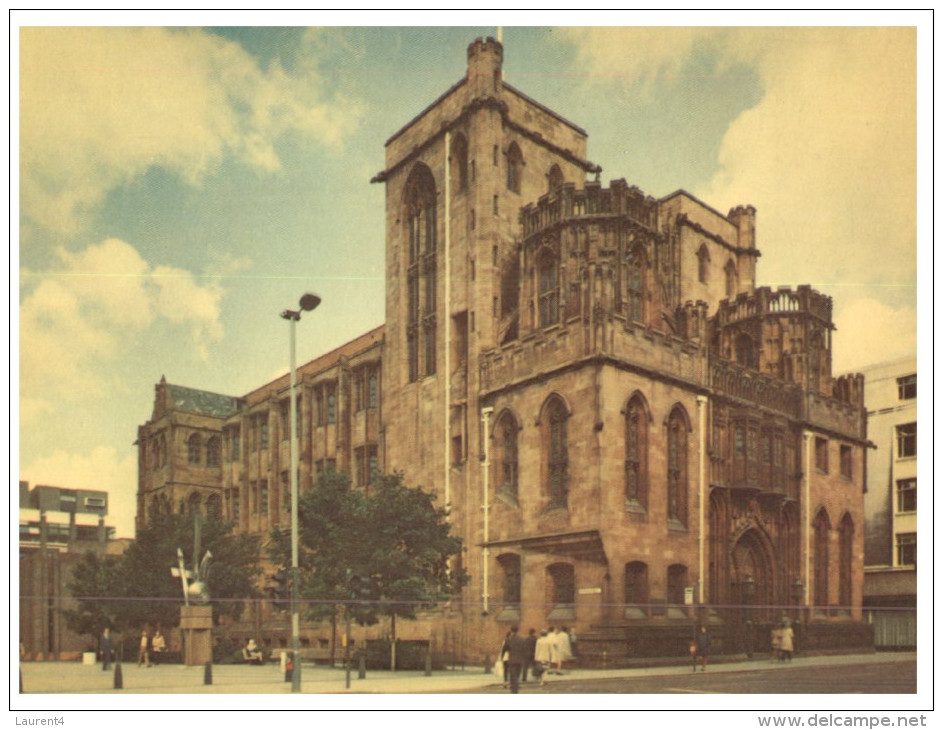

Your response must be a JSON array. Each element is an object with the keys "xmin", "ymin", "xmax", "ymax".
[
  {"xmin": 20, "ymin": 238, "xmax": 224, "ymax": 420},
  {"xmin": 20, "ymin": 27, "xmax": 363, "ymax": 235},
  {"xmin": 20, "ymin": 445, "xmax": 138, "ymax": 539},
  {"xmin": 831, "ymin": 297, "xmax": 917, "ymax": 374}
]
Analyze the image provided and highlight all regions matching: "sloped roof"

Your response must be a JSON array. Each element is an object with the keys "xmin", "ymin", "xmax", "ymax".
[{"xmin": 167, "ymin": 384, "xmax": 239, "ymax": 418}]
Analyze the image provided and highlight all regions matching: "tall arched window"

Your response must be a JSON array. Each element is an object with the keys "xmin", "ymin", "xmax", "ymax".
[
  {"xmin": 624, "ymin": 394, "xmax": 649, "ymax": 510},
  {"xmin": 626, "ymin": 247, "xmax": 646, "ymax": 323},
  {"xmin": 667, "ymin": 564, "xmax": 688, "ymax": 606},
  {"xmin": 735, "ymin": 333, "xmax": 755, "ymax": 368},
  {"xmin": 697, "ymin": 243, "xmax": 710, "ymax": 284},
  {"xmin": 404, "ymin": 164, "xmax": 438, "ymax": 381},
  {"xmin": 624, "ymin": 561, "xmax": 649, "ymax": 618},
  {"xmin": 839, "ymin": 513, "xmax": 854, "ymax": 613},
  {"xmin": 506, "ymin": 142, "xmax": 523, "ymax": 193},
  {"xmin": 494, "ymin": 410, "xmax": 519, "ymax": 501},
  {"xmin": 498, "ymin": 553, "xmax": 522, "ymax": 609},
  {"xmin": 725, "ymin": 259, "xmax": 738, "ymax": 298},
  {"xmin": 548, "ymin": 164, "xmax": 564, "ymax": 193},
  {"xmin": 206, "ymin": 436, "xmax": 221, "ymax": 468},
  {"xmin": 667, "ymin": 407, "xmax": 689, "ymax": 526},
  {"xmin": 813, "ymin": 508, "xmax": 831, "ymax": 612},
  {"xmin": 187, "ymin": 434, "xmax": 202, "ymax": 465},
  {"xmin": 537, "ymin": 249, "xmax": 559, "ymax": 328},
  {"xmin": 451, "ymin": 133, "xmax": 468, "ymax": 192},
  {"xmin": 543, "ymin": 395, "xmax": 569, "ymax": 508}
]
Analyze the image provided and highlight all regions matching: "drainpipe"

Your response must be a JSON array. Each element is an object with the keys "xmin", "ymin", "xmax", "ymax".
[
  {"xmin": 696, "ymin": 395, "xmax": 708, "ymax": 605},
  {"xmin": 444, "ymin": 131, "xmax": 452, "ymax": 515},
  {"xmin": 802, "ymin": 431, "xmax": 812, "ymax": 609},
  {"xmin": 480, "ymin": 406, "xmax": 494, "ymax": 614}
]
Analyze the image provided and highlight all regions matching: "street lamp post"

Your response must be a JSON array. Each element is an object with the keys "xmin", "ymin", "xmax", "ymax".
[{"xmin": 281, "ymin": 293, "xmax": 321, "ymax": 693}]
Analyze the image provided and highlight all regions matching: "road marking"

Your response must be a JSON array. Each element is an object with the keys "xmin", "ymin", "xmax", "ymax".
[{"xmin": 666, "ymin": 688, "xmax": 723, "ymax": 694}]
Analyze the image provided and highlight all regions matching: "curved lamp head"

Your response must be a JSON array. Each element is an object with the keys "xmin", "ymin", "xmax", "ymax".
[{"xmin": 299, "ymin": 293, "xmax": 321, "ymax": 312}]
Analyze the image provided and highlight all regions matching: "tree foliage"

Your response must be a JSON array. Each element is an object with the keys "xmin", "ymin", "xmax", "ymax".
[
  {"xmin": 65, "ymin": 511, "xmax": 261, "ymax": 642},
  {"xmin": 268, "ymin": 469, "xmax": 468, "ymax": 626}
]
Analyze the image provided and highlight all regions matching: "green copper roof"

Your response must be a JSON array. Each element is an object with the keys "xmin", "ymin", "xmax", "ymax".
[{"xmin": 167, "ymin": 384, "xmax": 239, "ymax": 418}]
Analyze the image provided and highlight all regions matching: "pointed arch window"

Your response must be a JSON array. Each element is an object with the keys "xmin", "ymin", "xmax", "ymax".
[
  {"xmin": 667, "ymin": 407, "xmax": 689, "ymax": 526},
  {"xmin": 451, "ymin": 133, "xmax": 469, "ymax": 192},
  {"xmin": 187, "ymin": 434, "xmax": 202, "ymax": 465},
  {"xmin": 813, "ymin": 508, "xmax": 831, "ymax": 612},
  {"xmin": 697, "ymin": 243, "xmax": 711, "ymax": 283},
  {"xmin": 543, "ymin": 396, "xmax": 569, "ymax": 508},
  {"xmin": 404, "ymin": 164, "xmax": 438, "ymax": 381},
  {"xmin": 506, "ymin": 142, "xmax": 523, "ymax": 193},
  {"xmin": 624, "ymin": 395, "xmax": 649, "ymax": 510},
  {"xmin": 495, "ymin": 411, "xmax": 519, "ymax": 501},
  {"xmin": 725, "ymin": 259, "xmax": 738, "ymax": 298},
  {"xmin": 626, "ymin": 247, "xmax": 646, "ymax": 323},
  {"xmin": 498, "ymin": 553, "xmax": 522, "ymax": 609},
  {"xmin": 548, "ymin": 164, "xmax": 564, "ymax": 193},
  {"xmin": 538, "ymin": 249, "xmax": 559, "ymax": 328}
]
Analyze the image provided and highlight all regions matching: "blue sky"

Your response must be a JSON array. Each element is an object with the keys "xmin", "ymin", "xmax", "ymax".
[{"xmin": 16, "ymin": 14, "xmax": 925, "ymax": 540}]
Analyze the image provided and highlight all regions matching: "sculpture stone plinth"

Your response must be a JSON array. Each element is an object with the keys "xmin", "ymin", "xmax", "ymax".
[{"xmin": 180, "ymin": 605, "xmax": 213, "ymax": 666}]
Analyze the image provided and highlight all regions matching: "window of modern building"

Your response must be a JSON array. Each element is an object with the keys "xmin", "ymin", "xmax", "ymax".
[
  {"xmin": 896, "ymin": 478, "xmax": 916, "ymax": 512},
  {"xmin": 368, "ymin": 370, "xmax": 378, "ymax": 409},
  {"xmin": 840, "ymin": 444, "xmax": 853, "ymax": 479},
  {"xmin": 897, "ymin": 374, "xmax": 916, "ymax": 400},
  {"xmin": 896, "ymin": 532, "xmax": 916, "ymax": 567},
  {"xmin": 495, "ymin": 410, "xmax": 519, "ymax": 501},
  {"xmin": 815, "ymin": 437, "xmax": 829, "ymax": 473},
  {"xmin": 187, "ymin": 434, "xmax": 202, "ymax": 465},
  {"xmin": 506, "ymin": 142, "xmax": 523, "ymax": 193},
  {"xmin": 537, "ymin": 249, "xmax": 559, "ymax": 328},
  {"xmin": 327, "ymin": 390, "xmax": 336, "ymax": 425},
  {"xmin": 896, "ymin": 422, "xmax": 916, "ymax": 458},
  {"xmin": 544, "ymin": 396, "xmax": 569, "ymax": 508},
  {"xmin": 206, "ymin": 437, "xmax": 221, "ymax": 468},
  {"xmin": 624, "ymin": 395, "xmax": 648, "ymax": 510},
  {"xmin": 667, "ymin": 407, "xmax": 689, "ymax": 526}
]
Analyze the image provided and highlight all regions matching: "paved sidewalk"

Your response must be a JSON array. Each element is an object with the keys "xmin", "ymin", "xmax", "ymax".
[{"xmin": 18, "ymin": 651, "xmax": 915, "ymax": 694}]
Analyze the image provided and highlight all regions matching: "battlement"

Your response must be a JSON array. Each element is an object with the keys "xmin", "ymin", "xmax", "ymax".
[
  {"xmin": 715, "ymin": 285, "xmax": 833, "ymax": 328},
  {"xmin": 520, "ymin": 179, "xmax": 659, "ymax": 239}
]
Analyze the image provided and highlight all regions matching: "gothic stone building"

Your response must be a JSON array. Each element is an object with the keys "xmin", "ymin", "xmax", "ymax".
[{"xmin": 137, "ymin": 38, "xmax": 869, "ymax": 663}]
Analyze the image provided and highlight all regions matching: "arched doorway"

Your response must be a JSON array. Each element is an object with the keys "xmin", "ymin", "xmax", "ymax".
[{"xmin": 730, "ymin": 528, "xmax": 776, "ymax": 621}]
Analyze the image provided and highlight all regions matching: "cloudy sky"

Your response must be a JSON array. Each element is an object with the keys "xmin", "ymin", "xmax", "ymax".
[{"xmin": 16, "ymin": 13, "xmax": 925, "ymax": 540}]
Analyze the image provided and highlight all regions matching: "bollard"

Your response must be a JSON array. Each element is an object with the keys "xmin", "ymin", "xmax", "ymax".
[
  {"xmin": 113, "ymin": 662, "xmax": 123, "ymax": 690},
  {"xmin": 424, "ymin": 650, "xmax": 432, "ymax": 677},
  {"xmin": 204, "ymin": 661, "xmax": 212, "ymax": 685},
  {"xmin": 358, "ymin": 652, "xmax": 366, "ymax": 679}
]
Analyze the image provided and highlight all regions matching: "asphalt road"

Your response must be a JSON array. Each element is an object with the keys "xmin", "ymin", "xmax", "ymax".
[{"xmin": 462, "ymin": 660, "xmax": 916, "ymax": 694}]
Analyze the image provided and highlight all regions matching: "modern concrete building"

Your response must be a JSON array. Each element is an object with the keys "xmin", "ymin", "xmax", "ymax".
[
  {"xmin": 19, "ymin": 481, "xmax": 125, "ymax": 660},
  {"xmin": 858, "ymin": 357, "xmax": 917, "ymax": 649},
  {"xmin": 137, "ymin": 37, "xmax": 871, "ymax": 664}
]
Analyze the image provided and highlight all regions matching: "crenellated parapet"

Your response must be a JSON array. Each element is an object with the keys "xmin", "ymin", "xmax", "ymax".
[
  {"xmin": 709, "ymin": 358, "xmax": 803, "ymax": 418},
  {"xmin": 715, "ymin": 285, "xmax": 833, "ymax": 329},
  {"xmin": 520, "ymin": 179, "xmax": 659, "ymax": 239}
]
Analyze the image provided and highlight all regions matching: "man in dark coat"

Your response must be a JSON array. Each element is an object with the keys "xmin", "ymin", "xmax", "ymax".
[
  {"xmin": 522, "ymin": 628, "xmax": 537, "ymax": 683},
  {"xmin": 505, "ymin": 626, "xmax": 528, "ymax": 694},
  {"xmin": 99, "ymin": 628, "xmax": 113, "ymax": 671}
]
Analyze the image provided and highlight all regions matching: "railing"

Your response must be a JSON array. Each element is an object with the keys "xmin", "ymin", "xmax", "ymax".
[
  {"xmin": 715, "ymin": 286, "xmax": 833, "ymax": 328},
  {"xmin": 520, "ymin": 181, "xmax": 658, "ymax": 239},
  {"xmin": 709, "ymin": 359, "xmax": 803, "ymax": 418}
]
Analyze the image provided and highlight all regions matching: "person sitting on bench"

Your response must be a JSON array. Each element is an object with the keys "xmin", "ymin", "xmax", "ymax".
[{"xmin": 243, "ymin": 638, "xmax": 264, "ymax": 664}]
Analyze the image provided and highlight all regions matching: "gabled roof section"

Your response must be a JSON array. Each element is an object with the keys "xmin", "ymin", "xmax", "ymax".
[{"xmin": 166, "ymin": 384, "xmax": 239, "ymax": 418}]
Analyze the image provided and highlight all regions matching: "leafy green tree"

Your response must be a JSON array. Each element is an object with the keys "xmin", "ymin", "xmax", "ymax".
[
  {"xmin": 268, "ymin": 468, "xmax": 468, "ymax": 665},
  {"xmin": 66, "ymin": 510, "xmax": 261, "ymax": 644}
]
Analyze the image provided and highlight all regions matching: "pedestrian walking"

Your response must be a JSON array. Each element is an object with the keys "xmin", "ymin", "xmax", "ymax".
[
  {"xmin": 552, "ymin": 625, "xmax": 572, "ymax": 674},
  {"xmin": 99, "ymin": 628, "xmax": 113, "ymax": 670},
  {"xmin": 770, "ymin": 625, "xmax": 782, "ymax": 663},
  {"xmin": 151, "ymin": 629, "xmax": 166, "ymax": 666},
  {"xmin": 505, "ymin": 626, "xmax": 527, "ymax": 694},
  {"xmin": 499, "ymin": 631, "xmax": 511, "ymax": 688},
  {"xmin": 522, "ymin": 628, "xmax": 537, "ymax": 682},
  {"xmin": 779, "ymin": 619, "xmax": 795, "ymax": 662},
  {"xmin": 138, "ymin": 629, "xmax": 152, "ymax": 667},
  {"xmin": 694, "ymin": 624, "xmax": 710, "ymax": 672},
  {"xmin": 534, "ymin": 630, "xmax": 552, "ymax": 686}
]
